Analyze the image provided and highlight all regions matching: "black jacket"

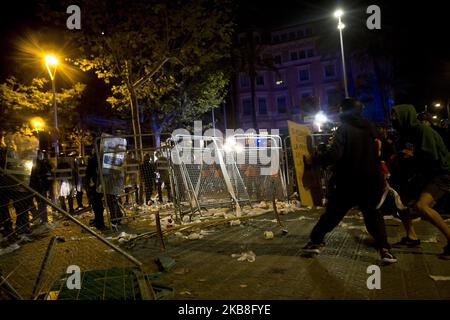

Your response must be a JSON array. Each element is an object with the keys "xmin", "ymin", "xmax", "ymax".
[{"xmin": 318, "ymin": 111, "xmax": 384, "ymax": 195}]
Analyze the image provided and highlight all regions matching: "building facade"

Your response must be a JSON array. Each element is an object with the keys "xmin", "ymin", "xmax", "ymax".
[{"xmin": 234, "ymin": 20, "xmax": 389, "ymax": 133}]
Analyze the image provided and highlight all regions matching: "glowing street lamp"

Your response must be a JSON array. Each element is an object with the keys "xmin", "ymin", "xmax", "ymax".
[
  {"xmin": 334, "ymin": 9, "xmax": 348, "ymax": 98},
  {"xmin": 45, "ymin": 54, "xmax": 59, "ymax": 155},
  {"xmin": 30, "ymin": 117, "xmax": 45, "ymax": 132}
]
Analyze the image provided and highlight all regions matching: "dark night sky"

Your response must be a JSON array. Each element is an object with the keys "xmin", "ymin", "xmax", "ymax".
[{"xmin": 0, "ymin": 0, "xmax": 449, "ymax": 108}]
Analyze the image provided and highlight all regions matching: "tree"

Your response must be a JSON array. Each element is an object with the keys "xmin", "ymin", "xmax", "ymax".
[
  {"xmin": 233, "ymin": 31, "xmax": 277, "ymax": 130},
  {"xmin": 67, "ymin": 127, "xmax": 93, "ymax": 156},
  {"xmin": 43, "ymin": 0, "xmax": 233, "ymax": 157},
  {"xmin": 0, "ymin": 77, "xmax": 85, "ymax": 135}
]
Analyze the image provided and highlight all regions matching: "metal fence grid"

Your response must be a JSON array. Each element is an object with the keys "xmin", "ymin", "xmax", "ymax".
[{"xmin": 0, "ymin": 167, "xmax": 144, "ymax": 300}]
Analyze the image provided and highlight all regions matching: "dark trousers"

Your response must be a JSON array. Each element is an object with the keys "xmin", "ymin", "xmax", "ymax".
[
  {"xmin": 12, "ymin": 192, "xmax": 35, "ymax": 234},
  {"xmin": 59, "ymin": 196, "xmax": 74, "ymax": 213},
  {"xmin": 88, "ymin": 187, "xmax": 104, "ymax": 227},
  {"xmin": 144, "ymin": 179, "xmax": 153, "ymax": 203},
  {"xmin": 76, "ymin": 190, "xmax": 84, "ymax": 208},
  {"xmin": 157, "ymin": 179, "xmax": 172, "ymax": 202},
  {"xmin": 310, "ymin": 189, "xmax": 390, "ymax": 250}
]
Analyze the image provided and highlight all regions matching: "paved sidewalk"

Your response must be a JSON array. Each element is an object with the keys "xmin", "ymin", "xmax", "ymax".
[{"xmin": 132, "ymin": 209, "xmax": 450, "ymax": 300}]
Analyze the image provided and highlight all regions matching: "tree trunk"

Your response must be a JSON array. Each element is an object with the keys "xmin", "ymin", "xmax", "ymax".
[{"xmin": 128, "ymin": 85, "xmax": 143, "ymax": 161}]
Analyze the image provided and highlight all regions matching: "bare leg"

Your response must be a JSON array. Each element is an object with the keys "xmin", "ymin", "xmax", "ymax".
[
  {"xmin": 416, "ymin": 192, "xmax": 450, "ymax": 241},
  {"xmin": 400, "ymin": 217, "xmax": 419, "ymax": 240}
]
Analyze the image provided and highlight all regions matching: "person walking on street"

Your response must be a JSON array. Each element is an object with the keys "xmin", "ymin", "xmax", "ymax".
[{"xmin": 391, "ymin": 104, "xmax": 450, "ymax": 259}]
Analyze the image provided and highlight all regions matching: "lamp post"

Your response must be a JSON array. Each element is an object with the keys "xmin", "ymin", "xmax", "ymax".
[
  {"xmin": 45, "ymin": 54, "xmax": 59, "ymax": 155},
  {"xmin": 334, "ymin": 9, "xmax": 349, "ymax": 98}
]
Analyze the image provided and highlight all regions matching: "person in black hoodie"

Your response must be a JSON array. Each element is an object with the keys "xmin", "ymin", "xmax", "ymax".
[
  {"xmin": 302, "ymin": 98, "xmax": 397, "ymax": 263},
  {"xmin": 85, "ymin": 150, "xmax": 106, "ymax": 230}
]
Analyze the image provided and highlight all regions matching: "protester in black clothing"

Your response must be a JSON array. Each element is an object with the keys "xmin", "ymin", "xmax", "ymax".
[
  {"xmin": 140, "ymin": 153, "xmax": 155, "ymax": 204},
  {"xmin": 156, "ymin": 151, "xmax": 172, "ymax": 203},
  {"xmin": 85, "ymin": 151, "xmax": 105, "ymax": 230},
  {"xmin": 303, "ymin": 98, "xmax": 397, "ymax": 263},
  {"xmin": 29, "ymin": 150, "xmax": 53, "ymax": 223}
]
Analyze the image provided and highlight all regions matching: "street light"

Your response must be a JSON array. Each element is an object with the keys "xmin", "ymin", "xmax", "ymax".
[
  {"xmin": 45, "ymin": 54, "xmax": 59, "ymax": 155},
  {"xmin": 30, "ymin": 117, "xmax": 45, "ymax": 132},
  {"xmin": 334, "ymin": 9, "xmax": 349, "ymax": 98}
]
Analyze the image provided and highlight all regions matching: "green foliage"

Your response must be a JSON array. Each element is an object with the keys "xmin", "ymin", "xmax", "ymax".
[
  {"xmin": 48, "ymin": 0, "xmax": 234, "ymax": 133},
  {"xmin": 0, "ymin": 77, "xmax": 86, "ymax": 132}
]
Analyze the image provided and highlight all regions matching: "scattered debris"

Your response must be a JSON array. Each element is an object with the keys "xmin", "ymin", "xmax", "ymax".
[
  {"xmin": 257, "ymin": 201, "xmax": 270, "ymax": 209},
  {"xmin": 230, "ymin": 219, "xmax": 241, "ymax": 226},
  {"xmin": 264, "ymin": 231, "xmax": 274, "ymax": 240},
  {"xmin": 179, "ymin": 291, "xmax": 192, "ymax": 296},
  {"xmin": 186, "ymin": 233, "xmax": 203, "ymax": 240},
  {"xmin": 173, "ymin": 268, "xmax": 189, "ymax": 275},
  {"xmin": 155, "ymin": 255, "xmax": 176, "ymax": 271},
  {"xmin": 422, "ymin": 237, "xmax": 439, "ymax": 243},
  {"xmin": 63, "ymin": 221, "xmax": 70, "ymax": 227},
  {"xmin": 231, "ymin": 251, "xmax": 256, "ymax": 262},
  {"xmin": 339, "ymin": 223, "xmax": 349, "ymax": 228},
  {"xmin": 298, "ymin": 216, "xmax": 315, "ymax": 221},
  {"xmin": 240, "ymin": 284, "xmax": 248, "ymax": 288},
  {"xmin": 429, "ymin": 275, "xmax": 450, "ymax": 281},
  {"xmin": 0, "ymin": 243, "xmax": 20, "ymax": 256}
]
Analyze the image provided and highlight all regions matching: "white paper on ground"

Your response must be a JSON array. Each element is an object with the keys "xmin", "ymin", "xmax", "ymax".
[{"xmin": 429, "ymin": 275, "xmax": 450, "ymax": 281}]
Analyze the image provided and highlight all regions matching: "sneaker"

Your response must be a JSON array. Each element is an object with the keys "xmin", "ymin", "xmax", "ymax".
[
  {"xmin": 380, "ymin": 248, "xmax": 398, "ymax": 264},
  {"xmin": 393, "ymin": 236, "xmax": 421, "ymax": 248},
  {"xmin": 302, "ymin": 241, "xmax": 325, "ymax": 254},
  {"xmin": 438, "ymin": 243, "xmax": 450, "ymax": 260}
]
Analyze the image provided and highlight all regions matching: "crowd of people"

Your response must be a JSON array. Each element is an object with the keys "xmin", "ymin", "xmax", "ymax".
[{"xmin": 303, "ymin": 98, "xmax": 450, "ymax": 263}]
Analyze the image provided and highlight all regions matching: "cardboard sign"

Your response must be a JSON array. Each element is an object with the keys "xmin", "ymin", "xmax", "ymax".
[{"xmin": 287, "ymin": 120, "xmax": 321, "ymax": 207}]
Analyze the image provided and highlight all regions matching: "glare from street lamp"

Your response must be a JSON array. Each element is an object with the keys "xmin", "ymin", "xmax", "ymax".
[
  {"xmin": 30, "ymin": 117, "xmax": 45, "ymax": 131},
  {"xmin": 45, "ymin": 54, "xmax": 58, "ymax": 66},
  {"xmin": 334, "ymin": 9, "xmax": 344, "ymax": 18},
  {"xmin": 45, "ymin": 54, "xmax": 59, "ymax": 80},
  {"xmin": 434, "ymin": 103, "xmax": 442, "ymax": 108},
  {"xmin": 337, "ymin": 22, "xmax": 346, "ymax": 30}
]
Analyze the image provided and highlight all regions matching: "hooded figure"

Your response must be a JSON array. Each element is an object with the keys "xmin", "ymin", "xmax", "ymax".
[
  {"xmin": 392, "ymin": 104, "xmax": 450, "ymax": 176},
  {"xmin": 391, "ymin": 104, "xmax": 450, "ymax": 259},
  {"xmin": 303, "ymin": 98, "xmax": 396, "ymax": 263}
]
